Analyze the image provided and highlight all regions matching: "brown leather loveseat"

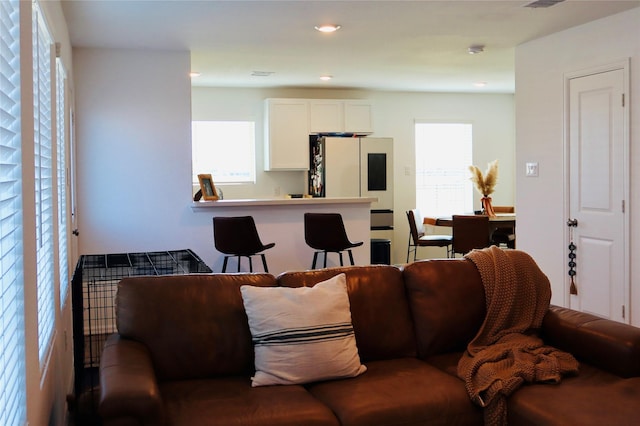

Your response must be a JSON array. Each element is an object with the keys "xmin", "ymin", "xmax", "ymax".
[{"xmin": 99, "ymin": 256, "xmax": 640, "ymax": 425}]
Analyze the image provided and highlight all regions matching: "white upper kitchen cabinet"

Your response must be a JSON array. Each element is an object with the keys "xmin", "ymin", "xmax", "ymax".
[
  {"xmin": 344, "ymin": 101, "xmax": 373, "ymax": 134},
  {"xmin": 264, "ymin": 99, "xmax": 309, "ymax": 170},
  {"xmin": 309, "ymin": 100, "xmax": 344, "ymax": 133},
  {"xmin": 309, "ymin": 100, "xmax": 373, "ymax": 135}
]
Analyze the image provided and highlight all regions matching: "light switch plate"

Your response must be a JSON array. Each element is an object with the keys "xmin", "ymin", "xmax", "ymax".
[{"xmin": 525, "ymin": 162, "xmax": 539, "ymax": 177}]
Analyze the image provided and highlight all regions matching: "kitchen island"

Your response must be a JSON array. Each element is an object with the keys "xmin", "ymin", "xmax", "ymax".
[{"xmin": 190, "ymin": 197, "xmax": 377, "ymax": 274}]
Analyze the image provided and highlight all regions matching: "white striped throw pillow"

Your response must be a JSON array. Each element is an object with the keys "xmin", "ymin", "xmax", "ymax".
[{"xmin": 240, "ymin": 273, "xmax": 367, "ymax": 387}]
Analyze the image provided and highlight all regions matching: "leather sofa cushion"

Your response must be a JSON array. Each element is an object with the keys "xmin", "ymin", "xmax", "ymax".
[
  {"xmin": 277, "ymin": 265, "xmax": 417, "ymax": 362},
  {"xmin": 403, "ymin": 259, "xmax": 486, "ymax": 358},
  {"xmin": 116, "ymin": 273, "xmax": 277, "ymax": 381},
  {"xmin": 424, "ymin": 351, "xmax": 640, "ymax": 425},
  {"xmin": 543, "ymin": 305, "xmax": 640, "ymax": 378},
  {"xmin": 161, "ymin": 376, "xmax": 339, "ymax": 426},
  {"xmin": 307, "ymin": 357, "xmax": 483, "ymax": 426},
  {"xmin": 508, "ymin": 363, "xmax": 640, "ymax": 425}
]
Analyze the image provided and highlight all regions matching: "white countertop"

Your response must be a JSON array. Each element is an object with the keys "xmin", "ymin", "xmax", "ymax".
[{"xmin": 191, "ymin": 196, "xmax": 378, "ymax": 209}]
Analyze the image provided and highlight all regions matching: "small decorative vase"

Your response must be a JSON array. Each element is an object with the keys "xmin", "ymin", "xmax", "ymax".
[{"xmin": 481, "ymin": 195, "xmax": 496, "ymax": 217}]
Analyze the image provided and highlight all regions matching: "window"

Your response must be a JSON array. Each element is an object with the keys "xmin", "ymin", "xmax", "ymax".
[
  {"xmin": 56, "ymin": 58, "xmax": 69, "ymax": 305},
  {"xmin": 192, "ymin": 121, "xmax": 255, "ymax": 184},
  {"xmin": 0, "ymin": 0, "xmax": 26, "ymax": 423},
  {"xmin": 33, "ymin": 1, "xmax": 55, "ymax": 364},
  {"xmin": 415, "ymin": 122, "xmax": 473, "ymax": 217}
]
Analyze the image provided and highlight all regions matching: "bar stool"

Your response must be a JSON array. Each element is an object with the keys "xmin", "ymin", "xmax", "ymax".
[
  {"xmin": 304, "ymin": 213, "xmax": 363, "ymax": 269},
  {"xmin": 213, "ymin": 216, "xmax": 275, "ymax": 272}
]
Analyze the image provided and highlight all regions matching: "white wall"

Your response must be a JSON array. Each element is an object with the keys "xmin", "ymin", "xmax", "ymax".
[
  {"xmin": 515, "ymin": 8, "xmax": 640, "ymax": 324},
  {"xmin": 74, "ymin": 48, "xmax": 193, "ymax": 256},
  {"xmin": 193, "ymin": 87, "xmax": 515, "ymax": 265}
]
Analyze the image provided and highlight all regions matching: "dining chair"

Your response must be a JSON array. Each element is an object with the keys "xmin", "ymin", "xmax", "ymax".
[
  {"xmin": 493, "ymin": 206, "xmax": 515, "ymax": 213},
  {"xmin": 304, "ymin": 213, "xmax": 364, "ymax": 269},
  {"xmin": 213, "ymin": 216, "xmax": 276, "ymax": 272},
  {"xmin": 406, "ymin": 209, "xmax": 453, "ymax": 262},
  {"xmin": 451, "ymin": 215, "xmax": 491, "ymax": 257},
  {"xmin": 490, "ymin": 206, "xmax": 516, "ymax": 248}
]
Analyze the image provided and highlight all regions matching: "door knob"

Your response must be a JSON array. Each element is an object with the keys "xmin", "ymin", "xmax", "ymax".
[{"xmin": 566, "ymin": 219, "xmax": 578, "ymax": 227}]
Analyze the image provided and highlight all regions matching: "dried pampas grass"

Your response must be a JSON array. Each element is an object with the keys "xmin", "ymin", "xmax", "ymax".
[{"xmin": 469, "ymin": 160, "xmax": 498, "ymax": 196}]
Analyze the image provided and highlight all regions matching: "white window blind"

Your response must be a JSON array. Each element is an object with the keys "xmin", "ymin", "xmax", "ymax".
[
  {"xmin": 0, "ymin": 0, "xmax": 26, "ymax": 424},
  {"xmin": 56, "ymin": 58, "xmax": 68, "ymax": 305},
  {"xmin": 415, "ymin": 122, "xmax": 473, "ymax": 217},
  {"xmin": 33, "ymin": 1, "xmax": 55, "ymax": 364},
  {"xmin": 192, "ymin": 121, "xmax": 256, "ymax": 184}
]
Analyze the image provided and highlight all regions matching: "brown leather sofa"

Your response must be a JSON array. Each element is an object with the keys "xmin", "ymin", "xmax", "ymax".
[{"xmin": 99, "ymin": 259, "xmax": 640, "ymax": 425}]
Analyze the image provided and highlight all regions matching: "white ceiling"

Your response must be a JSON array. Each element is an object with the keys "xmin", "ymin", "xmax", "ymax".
[{"xmin": 61, "ymin": 0, "xmax": 640, "ymax": 93}]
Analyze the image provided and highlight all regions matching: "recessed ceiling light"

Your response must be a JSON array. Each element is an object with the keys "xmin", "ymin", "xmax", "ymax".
[
  {"xmin": 468, "ymin": 45, "xmax": 485, "ymax": 55},
  {"xmin": 525, "ymin": 0, "xmax": 565, "ymax": 8},
  {"xmin": 320, "ymin": 75, "xmax": 333, "ymax": 81},
  {"xmin": 189, "ymin": 71, "xmax": 201, "ymax": 78},
  {"xmin": 315, "ymin": 24, "xmax": 341, "ymax": 33},
  {"xmin": 474, "ymin": 81, "xmax": 488, "ymax": 88}
]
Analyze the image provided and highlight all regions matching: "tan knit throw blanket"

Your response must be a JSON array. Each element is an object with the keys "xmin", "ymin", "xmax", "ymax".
[{"xmin": 458, "ymin": 247, "xmax": 579, "ymax": 426}]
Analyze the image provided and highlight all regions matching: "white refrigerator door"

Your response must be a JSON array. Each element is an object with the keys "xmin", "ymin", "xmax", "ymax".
[
  {"xmin": 360, "ymin": 137, "xmax": 394, "ymax": 210},
  {"xmin": 324, "ymin": 137, "xmax": 361, "ymax": 198}
]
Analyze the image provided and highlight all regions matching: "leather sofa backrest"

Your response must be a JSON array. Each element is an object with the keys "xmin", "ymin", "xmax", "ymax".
[
  {"xmin": 116, "ymin": 273, "xmax": 277, "ymax": 381},
  {"xmin": 277, "ymin": 265, "xmax": 417, "ymax": 362},
  {"xmin": 403, "ymin": 259, "xmax": 486, "ymax": 358}
]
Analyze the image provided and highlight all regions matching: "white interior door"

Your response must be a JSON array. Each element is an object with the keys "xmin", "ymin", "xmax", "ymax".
[{"xmin": 568, "ymin": 67, "xmax": 628, "ymax": 323}]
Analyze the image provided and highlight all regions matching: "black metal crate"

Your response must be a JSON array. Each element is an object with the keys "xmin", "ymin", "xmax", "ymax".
[{"xmin": 71, "ymin": 249, "xmax": 212, "ymax": 418}]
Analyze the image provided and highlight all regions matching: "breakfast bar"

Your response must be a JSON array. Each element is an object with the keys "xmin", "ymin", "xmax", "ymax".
[{"xmin": 190, "ymin": 197, "xmax": 377, "ymax": 274}]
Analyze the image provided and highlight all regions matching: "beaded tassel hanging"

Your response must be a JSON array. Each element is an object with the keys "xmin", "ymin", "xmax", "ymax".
[{"xmin": 568, "ymin": 225, "xmax": 578, "ymax": 295}]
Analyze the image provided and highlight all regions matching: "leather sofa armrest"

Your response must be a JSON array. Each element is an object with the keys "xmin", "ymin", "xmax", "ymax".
[
  {"xmin": 99, "ymin": 334, "xmax": 164, "ymax": 425},
  {"xmin": 542, "ymin": 305, "xmax": 640, "ymax": 378}
]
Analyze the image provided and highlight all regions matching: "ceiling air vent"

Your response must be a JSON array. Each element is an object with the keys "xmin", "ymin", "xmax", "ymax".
[{"xmin": 524, "ymin": 0, "xmax": 565, "ymax": 8}]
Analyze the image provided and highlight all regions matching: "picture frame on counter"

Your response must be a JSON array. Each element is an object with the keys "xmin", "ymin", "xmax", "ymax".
[{"xmin": 197, "ymin": 174, "xmax": 219, "ymax": 201}]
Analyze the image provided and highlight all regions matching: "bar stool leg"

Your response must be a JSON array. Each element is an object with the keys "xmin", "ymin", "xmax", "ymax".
[
  {"xmin": 222, "ymin": 256, "xmax": 229, "ymax": 273},
  {"xmin": 237, "ymin": 256, "xmax": 241, "ymax": 272},
  {"xmin": 312, "ymin": 252, "xmax": 318, "ymax": 269},
  {"xmin": 260, "ymin": 254, "xmax": 268, "ymax": 273},
  {"xmin": 348, "ymin": 250, "xmax": 355, "ymax": 265},
  {"xmin": 323, "ymin": 251, "xmax": 328, "ymax": 268},
  {"xmin": 248, "ymin": 256, "xmax": 253, "ymax": 272},
  {"xmin": 338, "ymin": 252, "xmax": 344, "ymax": 266}
]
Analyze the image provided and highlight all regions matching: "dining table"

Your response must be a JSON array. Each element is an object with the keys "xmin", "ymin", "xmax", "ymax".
[
  {"xmin": 433, "ymin": 213, "xmax": 516, "ymax": 229},
  {"xmin": 431, "ymin": 213, "xmax": 516, "ymax": 249}
]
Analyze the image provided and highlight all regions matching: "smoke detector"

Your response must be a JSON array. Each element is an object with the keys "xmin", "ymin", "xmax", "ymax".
[{"xmin": 468, "ymin": 45, "xmax": 485, "ymax": 55}]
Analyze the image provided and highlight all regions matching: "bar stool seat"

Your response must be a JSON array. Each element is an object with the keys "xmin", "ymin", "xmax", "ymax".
[
  {"xmin": 213, "ymin": 216, "xmax": 275, "ymax": 272},
  {"xmin": 304, "ymin": 213, "xmax": 363, "ymax": 269}
]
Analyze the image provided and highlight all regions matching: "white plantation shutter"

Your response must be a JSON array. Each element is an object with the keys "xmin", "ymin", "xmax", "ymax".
[
  {"xmin": 0, "ymin": 0, "xmax": 26, "ymax": 423},
  {"xmin": 33, "ymin": 1, "xmax": 55, "ymax": 364},
  {"xmin": 56, "ymin": 59, "xmax": 68, "ymax": 304}
]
